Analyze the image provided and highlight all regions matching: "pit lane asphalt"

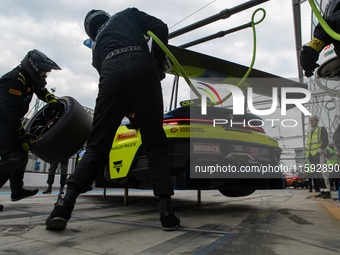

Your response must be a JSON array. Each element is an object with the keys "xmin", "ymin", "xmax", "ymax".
[{"xmin": 0, "ymin": 187, "xmax": 340, "ymax": 255}]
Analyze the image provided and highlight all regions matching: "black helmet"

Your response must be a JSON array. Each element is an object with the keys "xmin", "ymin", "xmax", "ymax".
[
  {"xmin": 324, "ymin": 0, "xmax": 340, "ymax": 17},
  {"xmin": 84, "ymin": 9, "xmax": 111, "ymax": 41},
  {"xmin": 21, "ymin": 49, "xmax": 61, "ymax": 87}
]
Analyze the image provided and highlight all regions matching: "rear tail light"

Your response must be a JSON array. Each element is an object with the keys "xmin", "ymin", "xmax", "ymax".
[
  {"xmin": 163, "ymin": 118, "xmax": 211, "ymax": 125},
  {"xmin": 163, "ymin": 118, "xmax": 265, "ymax": 133}
]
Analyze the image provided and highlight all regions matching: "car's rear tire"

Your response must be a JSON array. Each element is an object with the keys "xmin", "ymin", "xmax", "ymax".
[
  {"xmin": 25, "ymin": 96, "xmax": 92, "ymax": 163},
  {"xmin": 218, "ymin": 189, "xmax": 255, "ymax": 197}
]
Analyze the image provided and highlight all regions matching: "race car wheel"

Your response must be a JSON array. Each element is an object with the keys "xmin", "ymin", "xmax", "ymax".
[
  {"xmin": 25, "ymin": 96, "xmax": 92, "ymax": 163},
  {"xmin": 218, "ymin": 189, "xmax": 255, "ymax": 197}
]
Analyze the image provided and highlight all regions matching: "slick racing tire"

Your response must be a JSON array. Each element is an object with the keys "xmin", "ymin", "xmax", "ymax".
[{"xmin": 25, "ymin": 96, "xmax": 92, "ymax": 163}]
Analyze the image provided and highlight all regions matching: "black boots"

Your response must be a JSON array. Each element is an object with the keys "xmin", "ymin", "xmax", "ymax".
[
  {"xmin": 11, "ymin": 188, "xmax": 39, "ymax": 201},
  {"xmin": 42, "ymin": 186, "xmax": 52, "ymax": 194},
  {"xmin": 45, "ymin": 191, "xmax": 180, "ymax": 231},
  {"xmin": 45, "ymin": 189, "xmax": 79, "ymax": 230},
  {"xmin": 322, "ymin": 192, "xmax": 332, "ymax": 199},
  {"xmin": 314, "ymin": 192, "xmax": 325, "ymax": 198},
  {"xmin": 42, "ymin": 186, "xmax": 65, "ymax": 194},
  {"xmin": 0, "ymin": 204, "xmax": 3, "ymax": 212},
  {"xmin": 159, "ymin": 198, "xmax": 180, "ymax": 231},
  {"xmin": 314, "ymin": 191, "xmax": 332, "ymax": 199}
]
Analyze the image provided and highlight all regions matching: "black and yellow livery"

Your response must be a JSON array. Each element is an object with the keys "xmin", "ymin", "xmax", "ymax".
[
  {"xmin": 97, "ymin": 105, "xmax": 284, "ymax": 197},
  {"xmin": 95, "ymin": 44, "xmax": 306, "ymax": 196}
]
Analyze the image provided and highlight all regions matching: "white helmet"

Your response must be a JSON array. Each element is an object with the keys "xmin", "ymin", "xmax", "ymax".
[{"xmin": 309, "ymin": 115, "xmax": 319, "ymax": 121}]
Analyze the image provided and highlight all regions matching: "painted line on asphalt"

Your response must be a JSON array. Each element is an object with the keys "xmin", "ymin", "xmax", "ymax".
[
  {"xmin": 0, "ymin": 189, "xmax": 152, "ymax": 195},
  {"xmin": 192, "ymin": 234, "xmax": 233, "ymax": 255},
  {"xmin": 110, "ymin": 212, "xmax": 158, "ymax": 218},
  {"xmin": 71, "ymin": 216, "xmax": 234, "ymax": 255},
  {"xmin": 12, "ymin": 207, "xmax": 234, "ymax": 236},
  {"xmin": 6, "ymin": 207, "xmax": 236, "ymax": 254},
  {"xmin": 277, "ymin": 209, "xmax": 313, "ymax": 225},
  {"xmin": 257, "ymin": 195, "xmax": 294, "ymax": 218},
  {"xmin": 320, "ymin": 200, "xmax": 340, "ymax": 221},
  {"xmin": 11, "ymin": 207, "xmax": 235, "ymax": 253}
]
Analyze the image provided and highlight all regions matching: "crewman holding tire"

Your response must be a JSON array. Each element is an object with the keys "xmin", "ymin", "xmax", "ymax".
[
  {"xmin": 0, "ymin": 50, "xmax": 61, "ymax": 211},
  {"xmin": 45, "ymin": 8, "xmax": 180, "ymax": 231},
  {"xmin": 300, "ymin": 0, "xmax": 340, "ymax": 77}
]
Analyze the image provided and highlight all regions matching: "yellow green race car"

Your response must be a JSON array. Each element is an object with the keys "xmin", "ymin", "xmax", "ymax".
[
  {"xmin": 96, "ymin": 104, "xmax": 285, "ymax": 197},
  {"xmin": 92, "ymin": 38, "xmax": 312, "ymax": 197},
  {"xmin": 93, "ymin": 42, "xmax": 308, "ymax": 197},
  {"xmin": 25, "ymin": 44, "xmax": 304, "ymax": 197}
]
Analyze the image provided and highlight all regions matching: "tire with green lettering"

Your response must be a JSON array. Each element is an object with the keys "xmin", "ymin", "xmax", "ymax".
[{"xmin": 25, "ymin": 96, "xmax": 92, "ymax": 163}]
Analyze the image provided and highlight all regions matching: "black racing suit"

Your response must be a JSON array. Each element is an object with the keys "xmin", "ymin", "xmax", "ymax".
[
  {"xmin": 313, "ymin": 10, "xmax": 340, "ymax": 57},
  {"xmin": 46, "ymin": 159, "xmax": 69, "ymax": 187},
  {"xmin": 0, "ymin": 66, "xmax": 52, "ymax": 192},
  {"xmin": 67, "ymin": 8, "xmax": 174, "ymax": 196},
  {"xmin": 301, "ymin": 10, "xmax": 340, "ymax": 77}
]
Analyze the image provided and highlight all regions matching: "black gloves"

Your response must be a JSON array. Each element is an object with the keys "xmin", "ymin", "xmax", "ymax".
[
  {"xmin": 45, "ymin": 93, "xmax": 58, "ymax": 120},
  {"xmin": 300, "ymin": 46, "xmax": 320, "ymax": 78},
  {"xmin": 15, "ymin": 125, "xmax": 36, "ymax": 152},
  {"xmin": 159, "ymin": 70, "xmax": 166, "ymax": 81},
  {"xmin": 45, "ymin": 93, "xmax": 58, "ymax": 108},
  {"xmin": 300, "ymin": 37, "xmax": 325, "ymax": 78},
  {"xmin": 48, "ymin": 100, "xmax": 58, "ymax": 111},
  {"xmin": 153, "ymin": 58, "xmax": 166, "ymax": 81},
  {"xmin": 126, "ymin": 113, "xmax": 139, "ymax": 129}
]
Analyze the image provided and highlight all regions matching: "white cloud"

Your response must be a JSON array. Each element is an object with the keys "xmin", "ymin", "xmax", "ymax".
[{"xmin": 0, "ymin": 0, "xmax": 313, "ymax": 156}]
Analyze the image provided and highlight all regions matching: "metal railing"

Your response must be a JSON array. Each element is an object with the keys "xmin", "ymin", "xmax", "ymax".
[
  {"xmin": 25, "ymin": 152, "xmax": 78, "ymax": 175},
  {"xmin": 23, "ymin": 97, "xmax": 92, "ymax": 175}
]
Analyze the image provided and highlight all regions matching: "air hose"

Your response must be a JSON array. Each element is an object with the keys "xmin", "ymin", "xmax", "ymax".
[
  {"xmin": 221, "ymin": 7, "xmax": 266, "ymax": 103},
  {"xmin": 308, "ymin": 0, "xmax": 340, "ymax": 41},
  {"xmin": 147, "ymin": 30, "xmax": 201, "ymax": 99},
  {"xmin": 147, "ymin": 7, "xmax": 266, "ymax": 106}
]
